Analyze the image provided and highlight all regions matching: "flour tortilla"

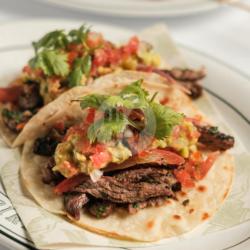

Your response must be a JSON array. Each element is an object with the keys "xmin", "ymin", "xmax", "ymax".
[
  {"xmin": 20, "ymin": 71, "xmax": 234, "ymax": 241},
  {"xmin": 15, "ymin": 71, "xmax": 203, "ymax": 147},
  {"xmin": 2, "ymin": 70, "xmax": 201, "ymax": 147}
]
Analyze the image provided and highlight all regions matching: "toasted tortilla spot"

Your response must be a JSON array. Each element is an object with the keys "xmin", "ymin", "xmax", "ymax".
[
  {"xmin": 173, "ymin": 214, "xmax": 181, "ymax": 220},
  {"xmin": 197, "ymin": 185, "xmax": 207, "ymax": 192},
  {"xmin": 223, "ymin": 188, "xmax": 230, "ymax": 200},
  {"xmin": 179, "ymin": 191, "xmax": 187, "ymax": 197},
  {"xmin": 146, "ymin": 220, "xmax": 155, "ymax": 229},
  {"xmin": 189, "ymin": 208, "xmax": 194, "ymax": 214},
  {"xmin": 160, "ymin": 97, "xmax": 169, "ymax": 105},
  {"xmin": 202, "ymin": 212, "xmax": 210, "ymax": 221},
  {"xmin": 165, "ymin": 200, "xmax": 172, "ymax": 205}
]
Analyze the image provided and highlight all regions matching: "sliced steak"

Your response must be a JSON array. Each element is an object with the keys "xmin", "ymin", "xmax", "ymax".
[
  {"xmin": 165, "ymin": 67, "xmax": 206, "ymax": 82},
  {"xmin": 71, "ymin": 167, "xmax": 179, "ymax": 204},
  {"xmin": 41, "ymin": 157, "xmax": 63, "ymax": 185},
  {"xmin": 63, "ymin": 166, "xmax": 180, "ymax": 219},
  {"xmin": 18, "ymin": 82, "xmax": 43, "ymax": 110},
  {"xmin": 162, "ymin": 68, "xmax": 205, "ymax": 99},
  {"xmin": 1, "ymin": 108, "xmax": 32, "ymax": 133},
  {"xmin": 197, "ymin": 126, "xmax": 235, "ymax": 151},
  {"xmin": 128, "ymin": 196, "xmax": 168, "ymax": 214},
  {"xmin": 33, "ymin": 128, "xmax": 64, "ymax": 156},
  {"xmin": 87, "ymin": 200, "xmax": 115, "ymax": 218},
  {"xmin": 178, "ymin": 81, "xmax": 202, "ymax": 99},
  {"xmin": 64, "ymin": 193, "xmax": 89, "ymax": 220}
]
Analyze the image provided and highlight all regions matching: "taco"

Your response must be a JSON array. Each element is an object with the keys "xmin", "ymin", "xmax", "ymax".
[
  {"xmin": 0, "ymin": 25, "xmax": 205, "ymax": 147},
  {"xmin": 20, "ymin": 71, "xmax": 234, "ymax": 241}
]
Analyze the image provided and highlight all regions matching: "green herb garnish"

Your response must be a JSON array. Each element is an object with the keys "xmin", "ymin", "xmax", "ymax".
[
  {"xmin": 79, "ymin": 80, "xmax": 184, "ymax": 143},
  {"xmin": 28, "ymin": 25, "xmax": 90, "ymax": 78}
]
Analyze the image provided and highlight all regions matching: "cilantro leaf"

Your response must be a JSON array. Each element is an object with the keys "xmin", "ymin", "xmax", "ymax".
[
  {"xmin": 68, "ymin": 57, "xmax": 84, "ymax": 87},
  {"xmin": 120, "ymin": 79, "xmax": 148, "ymax": 101},
  {"xmin": 68, "ymin": 25, "xmax": 90, "ymax": 44},
  {"xmin": 82, "ymin": 55, "xmax": 92, "ymax": 76},
  {"xmin": 150, "ymin": 102, "xmax": 184, "ymax": 139},
  {"xmin": 30, "ymin": 50, "xmax": 69, "ymax": 77},
  {"xmin": 68, "ymin": 55, "xmax": 92, "ymax": 87},
  {"xmin": 87, "ymin": 112, "xmax": 129, "ymax": 143},
  {"xmin": 80, "ymin": 94, "xmax": 108, "ymax": 109},
  {"xmin": 32, "ymin": 30, "xmax": 68, "ymax": 53}
]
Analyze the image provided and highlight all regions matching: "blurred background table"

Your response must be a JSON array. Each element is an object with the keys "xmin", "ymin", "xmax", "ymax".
[{"xmin": 0, "ymin": 0, "xmax": 249, "ymax": 75}]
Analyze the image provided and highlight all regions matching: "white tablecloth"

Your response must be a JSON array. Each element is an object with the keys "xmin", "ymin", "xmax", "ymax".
[{"xmin": 0, "ymin": 1, "xmax": 249, "ymax": 250}]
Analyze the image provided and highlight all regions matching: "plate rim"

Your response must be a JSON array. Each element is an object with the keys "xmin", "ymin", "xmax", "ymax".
[{"xmin": 34, "ymin": 0, "xmax": 220, "ymax": 17}]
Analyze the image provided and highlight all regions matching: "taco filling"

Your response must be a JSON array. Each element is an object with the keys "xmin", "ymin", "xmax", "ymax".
[
  {"xmin": 32, "ymin": 80, "xmax": 234, "ymax": 220},
  {"xmin": 0, "ymin": 25, "xmax": 205, "ymax": 138}
]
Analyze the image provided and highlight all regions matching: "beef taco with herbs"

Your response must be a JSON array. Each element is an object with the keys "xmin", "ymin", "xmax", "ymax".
[
  {"xmin": 20, "ymin": 71, "xmax": 234, "ymax": 241},
  {"xmin": 0, "ymin": 25, "xmax": 205, "ymax": 147}
]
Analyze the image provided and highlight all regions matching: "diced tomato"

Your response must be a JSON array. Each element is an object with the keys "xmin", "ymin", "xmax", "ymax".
[
  {"xmin": 54, "ymin": 173, "xmax": 86, "ymax": 195},
  {"xmin": 85, "ymin": 108, "xmax": 96, "ymax": 125},
  {"xmin": 86, "ymin": 32, "xmax": 104, "ymax": 49},
  {"xmin": 174, "ymin": 169, "xmax": 195, "ymax": 188},
  {"xmin": 93, "ymin": 48, "xmax": 108, "ymax": 67},
  {"xmin": 90, "ymin": 149, "xmax": 112, "ymax": 169},
  {"xmin": 185, "ymin": 115, "xmax": 203, "ymax": 126},
  {"xmin": 61, "ymin": 161, "xmax": 79, "ymax": 178},
  {"xmin": 0, "ymin": 85, "xmax": 23, "ymax": 103},
  {"xmin": 22, "ymin": 65, "xmax": 32, "ymax": 74},
  {"xmin": 190, "ymin": 151, "xmax": 202, "ymax": 162},
  {"xmin": 121, "ymin": 36, "xmax": 139, "ymax": 56},
  {"xmin": 160, "ymin": 97, "xmax": 169, "ymax": 105},
  {"xmin": 136, "ymin": 64, "xmax": 153, "ymax": 72},
  {"xmin": 194, "ymin": 152, "xmax": 219, "ymax": 180},
  {"xmin": 172, "ymin": 125, "xmax": 181, "ymax": 140},
  {"xmin": 139, "ymin": 149, "xmax": 185, "ymax": 165},
  {"xmin": 68, "ymin": 51, "xmax": 79, "ymax": 65},
  {"xmin": 67, "ymin": 43, "xmax": 83, "ymax": 51},
  {"xmin": 16, "ymin": 122, "xmax": 26, "ymax": 131},
  {"xmin": 23, "ymin": 65, "xmax": 43, "ymax": 77},
  {"xmin": 53, "ymin": 121, "xmax": 65, "ymax": 132}
]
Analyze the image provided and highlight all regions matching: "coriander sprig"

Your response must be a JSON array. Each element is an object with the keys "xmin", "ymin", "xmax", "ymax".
[
  {"xmin": 79, "ymin": 80, "xmax": 184, "ymax": 143},
  {"xmin": 28, "ymin": 25, "xmax": 91, "ymax": 79}
]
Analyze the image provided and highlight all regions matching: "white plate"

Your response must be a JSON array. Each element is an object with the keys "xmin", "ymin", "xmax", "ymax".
[
  {"xmin": 34, "ymin": 0, "xmax": 220, "ymax": 17},
  {"xmin": 0, "ymin": 19, "xmax": 250, "ymax": 250}
]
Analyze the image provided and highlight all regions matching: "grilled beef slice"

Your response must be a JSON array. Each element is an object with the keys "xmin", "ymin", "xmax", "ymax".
[
  {"xmin": 161, "ymin": 68, "xmax": 205, "ymax": 99},
  {"xmin": 128, "ymin": 196, "xmax": 169, "ymax": 214},
  {"xmin": 1, "ymin": 108, "xmax": 33, "ymax": 133},
  {"xmin": 87, "ymin": 200, "xmax": 115, "ymax": 218},
  {"xmin": 198, "ymin": 126, "xmax": 235, "ymax": 151},
  {"xmin": 165, "ymin": 68, "xmax": 206, "ymax": 82},
  {"xmin": 41, "ymin": 157, "xmax": 64, "ymax": 185},
  {"xmin": 33, "ymin": 128, "xmax": 65, "ymax": 156},
  {"xmin": 64, "ymin": 194, "xmax": 89, "ymax": 220},
  {"xmin": 64, "ymin": 166, "xmax": 180, "ymax": 219},
  {"xmin": 18, "ymin": 81, "xmax": 43, "ymax": 110}
]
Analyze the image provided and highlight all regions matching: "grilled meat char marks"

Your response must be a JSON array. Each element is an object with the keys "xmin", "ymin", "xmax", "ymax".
[
  {"xmin": 88, "ymin": 200, "xmax": 115, "ymax": 218},
  {"xmin": 33, "ymin": 128, "xmax": 65, "ymax": 156},
  {"xmin": 2, "ymin": 81, "xmax": 43, "ymax": 132},
  {"xmin": 197, "ymin": 126, "xmax": 235, "ymax": 151},
  {"xmin": 163, "ymin": 68, "xmax": 206, "ymax": 99},
  {"xmin": 64, "ymin": 166, "xmax": 180, "ymax": 219},
  {"xmin": 64, "ymin": 194, "xmax": 89, "ymax": 220},
  {"xmin": 18, "ymin": 81, "xmax": 43, "ymax": 110}
]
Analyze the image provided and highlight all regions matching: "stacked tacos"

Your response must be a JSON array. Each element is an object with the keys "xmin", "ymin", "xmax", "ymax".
[
  {"xmin": 19, "ymin": 71, "xmax": 234, "ymax": 241},
  {"xmin": 0, "ymin": 25, "xmax": 235, "ymax": 242},
  {"xmin": 0, "ymin": 25, "xmax": 205, "ymax": 147}
]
